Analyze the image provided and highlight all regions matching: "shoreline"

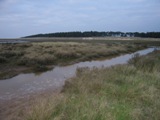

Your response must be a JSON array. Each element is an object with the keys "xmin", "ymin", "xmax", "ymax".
[{"xmin": 0, "ymin": 44, "xmax": 146, "ymax": 80}]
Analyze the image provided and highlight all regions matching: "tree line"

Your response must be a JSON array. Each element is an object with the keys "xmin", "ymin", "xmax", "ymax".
[{"xmin": 24, "ymin": 31, "xmax": 160, "ymax": 38}]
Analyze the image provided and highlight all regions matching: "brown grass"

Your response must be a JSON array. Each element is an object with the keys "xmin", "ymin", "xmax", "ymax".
[
  {"xmin": 1, "ymin": 50, "xmax": 160, "ymax": 120},
  {"xmin": 0, "ymin": 41, "xmax": 145, "ymax": 79}
]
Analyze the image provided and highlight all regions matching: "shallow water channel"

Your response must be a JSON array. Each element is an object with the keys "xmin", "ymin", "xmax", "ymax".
[{"xmin": 0, "ymin": 48, "xmax": 157, "ymax": 101}]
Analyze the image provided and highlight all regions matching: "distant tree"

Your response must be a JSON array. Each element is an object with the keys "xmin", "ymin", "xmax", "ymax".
[{"xmin": 23, "ymin": 31, "xmax": 160, "ymax": 38}]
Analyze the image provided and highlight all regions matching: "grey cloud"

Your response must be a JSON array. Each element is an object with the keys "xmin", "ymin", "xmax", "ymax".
[{"xmin": 0, "ymin": 0, "xmax": 160, "ymax": 38}]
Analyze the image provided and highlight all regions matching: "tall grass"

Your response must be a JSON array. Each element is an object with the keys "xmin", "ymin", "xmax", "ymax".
[
  {"xmin": 0, "ymin": 42, "xmax": 145, "ymax": 79},
  {"xmin": 0, "ymin": 42, "xmax": 143, "ymax": 67},
  {"xmin": 9, "ymin": 50, "xmax": 159, "ymax": 120},
  {"xmin": 128, "ymin": 49, "xmax": 160, "ymax": 72}
]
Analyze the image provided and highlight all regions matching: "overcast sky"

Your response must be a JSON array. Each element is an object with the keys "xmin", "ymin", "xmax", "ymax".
[{"xmin": 0, "ymin": 0, "xmax": 160, "ymax": 38}]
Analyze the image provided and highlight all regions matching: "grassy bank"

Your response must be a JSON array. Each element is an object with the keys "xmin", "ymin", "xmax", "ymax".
[
  {"xmin": 0, "ymin": 41, "xmax": 145, "ymax": 79},
  {"xmin": 2, "ymin": 49, "xmax": 159, "ymax": 120}
]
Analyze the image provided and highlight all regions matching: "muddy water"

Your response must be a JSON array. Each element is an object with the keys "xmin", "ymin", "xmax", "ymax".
[{"xmin": 0, "ymin": 48, "xmax": 156, "ymax": 101}]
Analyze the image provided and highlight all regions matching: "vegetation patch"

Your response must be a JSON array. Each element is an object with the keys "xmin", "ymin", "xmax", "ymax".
[
  {"xmin": 0, "ymin": 41, "xmax": 146, "ymax": 79},
  {"xmin": 2, "ymin": 50, "xmax": 159, "ymax": 120}
]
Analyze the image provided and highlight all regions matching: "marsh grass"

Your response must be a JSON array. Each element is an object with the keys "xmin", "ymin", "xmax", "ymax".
[
  {"xmin": 128, "ymin": 49, "xmax": 160, "ymax": 72},
  {"xmin": 7, "ymin": 50, "xmax": 159, "ymax": 120},
  {"xmin": 0, "ymin": 42, "xmax": 142, "ymax": 66},
  {"xmin": 0, "ymin": 42, "xmax": 144, "ymax": 79}
]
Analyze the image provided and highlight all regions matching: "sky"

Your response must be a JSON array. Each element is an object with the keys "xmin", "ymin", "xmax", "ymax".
[{"xmin": 0, "ymin": 0, "xmax": 160, "ymax": 38}]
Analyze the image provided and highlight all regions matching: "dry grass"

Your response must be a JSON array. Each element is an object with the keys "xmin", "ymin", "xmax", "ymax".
[
  {"xmin": 2, "ymin": 50, "xmax": 159, "ymax": 120},
  {"xmin": 0, "ymin": 42, "xmax": 144, "ymax": 79},
  {"xmin": 27, "ymin": 70, "xmax": 160, "ymax": 119}
]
